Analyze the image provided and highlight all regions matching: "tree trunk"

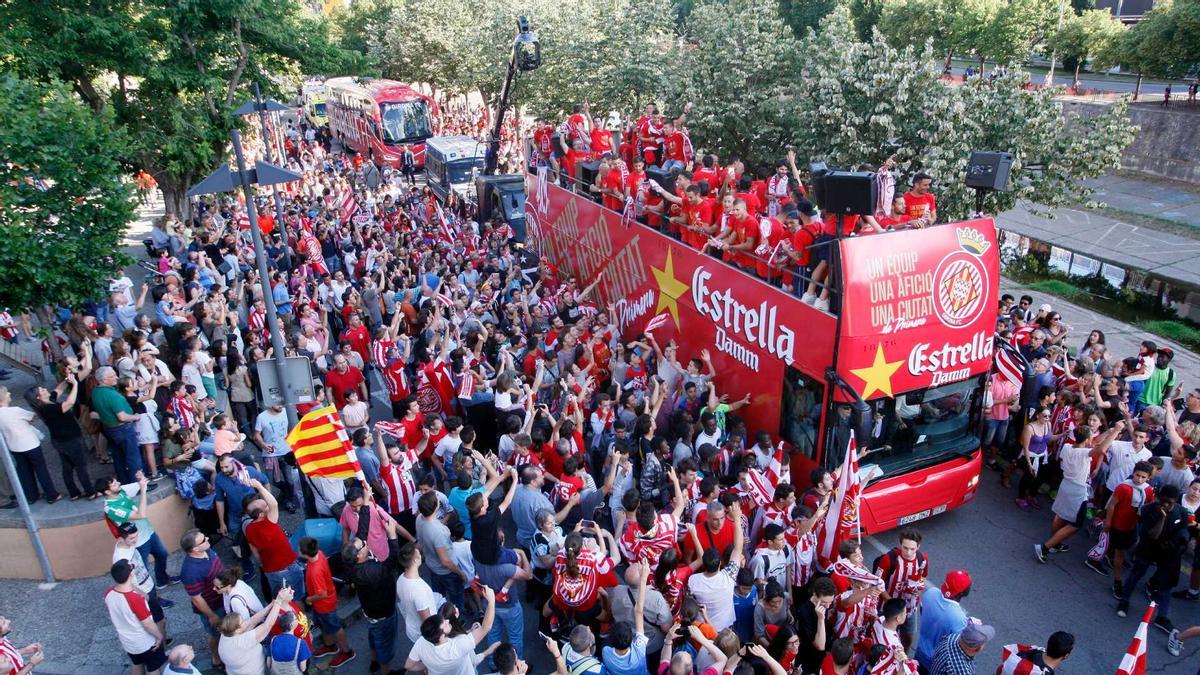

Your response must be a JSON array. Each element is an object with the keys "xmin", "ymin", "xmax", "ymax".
[
  {"xmin": 160, "ymin": 175, "xmax": 192, "ymax": 221},
  {"xmin": 1072, "ymin": 61, "xmax": 1082, "ymax": 91},
  {"xmin": 943, "ymin": 50, "xmax": 953, "ymax": 73},
  {"xmin": 979, "ymin": 56, "xmax": 986, "ymax": 75},
  {"xmin": 1134, "ymin": 73, "xmax": 1142, "ymax": 101}
]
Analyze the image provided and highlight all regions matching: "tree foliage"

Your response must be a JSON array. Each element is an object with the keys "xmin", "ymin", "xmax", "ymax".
[
  {"xmin": 0, "ymin": 0, "xmax": 364, "ymax": 218},
  {"xmin": 785, "ymin": 7, "xmax": 1136, "ymax": 220},
  {"xmin": 1116, "ymin": 0, "xmax": 1200, "ymax": 79},
  {"xmin": 1051, "ymin": 9, "xmax": 1126, "ymax": 87},
  {"xmin": 0, "ymin": 76, "xmax": 136, "ymax": 309}
]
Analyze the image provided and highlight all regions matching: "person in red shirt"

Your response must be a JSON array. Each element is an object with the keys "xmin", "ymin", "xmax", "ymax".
[
  {"xmin": 242, "ymin": 479, "xmax": 306, "ymax": 596},
  {"xmin": 783, "ymin": 200, "xmax": 834, "ymax": 311},
  {"xmin": 589, "ymin": 121, "xmax": 613, "ymax": 160},
  {"xmin": 299, "ymin": 537, "xmax": 355, "ymax": 666},
  {"xmin": 754, "ymin": 214, "xmax": 789, "ymax": 280},
  {"xmin": 1103, "ymin": 460, "xmax": 1154, "ymax": 591},
  {"xmin": 692, "ymin": 154, "xmax": 721, "ymax": 191},
  {"xmin": 532, "ymin": 118, "xmax": 559, "ymax": 178},
  {"xmin": 734, "ymin": 174, "xmax": 763, "ymax": 217},
  {"xmin": 324, "ymin": 354, "xmax": 366, "ymax": 409},
  {"xmin": 624, "ymin": 157, "xmax": 649, "ymax": 221},
  {"xmin": 716, "ymin": 199, "xmax": 759, "ymax": 270},
  {"xmin": 661, "ymin": 119, "xmax": 693, "ymax": 173},
  {"xmin": 899, "ymin": 172, "xmax": 937, "ymax": 223},
  {"xmin": 339, "ymin": 312, "xmax": 371, "ymax": 366},
  {"xmin": 876, "ymin": 196, "xmax": 921, "ymax": 230},
  {"xmin": 683, "ymin": 495, "xmax": 737, "ymax": 563},
  {"xmin": 562, "ymin": 139, "xmax": 586, "ymax": 190},
  {"xmin": 566, "ymin": 103, "xmax": 592, "ymax": 151},
  {"xmin": 657, "ymin": 183, "xmax": 715, "ymax": 249}
]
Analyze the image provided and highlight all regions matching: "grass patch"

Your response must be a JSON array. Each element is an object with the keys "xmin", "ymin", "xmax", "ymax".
[
  {"xmin": 1139, "ymin": 320, "xmax": 1200, "ymax": 347},
  {"xmin": 1027, "ymin": 279, "xmax": 1083, "ymax": 299}
]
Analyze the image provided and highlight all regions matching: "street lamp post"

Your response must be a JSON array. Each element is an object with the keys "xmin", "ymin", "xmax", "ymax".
[
  {"xmin": 234, "ymin": 84, "xmax": 291, "ymax": 230},
  {"xmin": 188, "ymin": 132, "xmax": 302, "ymax": 429}
]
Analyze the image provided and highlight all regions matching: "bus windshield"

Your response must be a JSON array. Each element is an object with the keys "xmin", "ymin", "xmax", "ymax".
[
  {"xmin": 380, "ymin": 100, "xmax": 432, "ymax": 144},
  {"xmin": 854, "ymin": 377, "xmax": 982, "ymax": 479},
  {"xmin": 446, "ymin": 159, "xmax": 480, "ymax": 186},
  {"xmin": 313, "ymin": 102, "xmax": 327, "ymax": 115}
]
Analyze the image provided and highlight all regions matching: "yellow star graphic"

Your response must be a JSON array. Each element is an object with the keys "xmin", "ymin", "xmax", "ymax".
[
  {"xmin": 849, "ymin": 344, "xmax": 904, "ymax": 399},
  {"xmin": 650, "ymin": 248, "xmax": 689, "ymax": 328}
]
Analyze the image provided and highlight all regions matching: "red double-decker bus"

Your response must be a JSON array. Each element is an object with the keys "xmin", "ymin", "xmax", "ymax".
[
  {"xmin": 325, "ymin": 77, "xmax": 437, "ymax": 168},
  {"xmin": 525, "ymin": 174, "xmax": 1000, "ymax": 534}
]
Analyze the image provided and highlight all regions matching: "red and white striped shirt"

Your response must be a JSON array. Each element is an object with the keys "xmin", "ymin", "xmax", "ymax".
[
  {"xmin": 510, "ymin": 450, "xmax": 542, "ymax": 470},
  {"xmin": 0, "ymin": 637, "xmax": 24, "ymax": 675},
  {"xmin": 170, "ymin": 395, "xmax": 196, "ymax": 429},
  {"xmin": 997, "ymin": 644, "xmax": 1051, "ymax": 675},
  {"xmin": 380, "ymin": 447, "xmax": 420, "ymax": 515},
  {"xmin": 788, "ymin": 529, "xmax": 817, "ymax": 589},
  {"xmin": 371, "ymin": 339, "xmax": 393, "ymax": 369},
  {"xmin": 863, "ymin": 619, "xmax": 916, "ymax": 675},
  {"xmin": 553, "ymin": 548, "xmax": 614, "ymax": 610},
  {"xmin": 874, "ymin": 549, "xmax": 928, "ymax": 613},
  {"xmin": 618, "ymin": 513, "xmax": 679, "ymax": 567},
  {"xmin": 247, "ymin": 307, "xmax": 266, "ymax": 338}
]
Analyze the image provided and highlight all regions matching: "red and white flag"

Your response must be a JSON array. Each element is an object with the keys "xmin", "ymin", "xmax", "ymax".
[
  {"xmin": 435, "ymin": 292, "xmax": 454, "ymax": 307},
  {"xmin": 374, "ymin": 421, "xmax": 406, "ymax": 440},
  {"xmin": 818, "ymin": 432, "xmax": 861, "ymax": 571},
  {"xmin": 434, "ymin": 202, "xmax": 456, "ymax": 243},
  {"xmin": 1116, "ymin": 602, "xmax": 1155, "ymax": 675},
  {"xmin": 457, "ymin": 372, "xmax": 475, "ymax": 400},
  {"xmin": 339, "ymin": 191, "xmax": 358, "ymax": 223},
  {"xmin": 994, "ymin": 334, "xmax": 1027, "ymax": 387},
  {"xmin": 765, "ymin": 442, "xmax": 789, "ymax": 486},
  {"xmin": 998, "ymin": 644, "xmax": 1050, "ymax": 675},
  {"xmin": 644, "ymin": 313, "xmax": 669, "ymax": 333},
  {"xmin": 1011, "ymin": 325, "xmax": 1035, "ymax": 346}
]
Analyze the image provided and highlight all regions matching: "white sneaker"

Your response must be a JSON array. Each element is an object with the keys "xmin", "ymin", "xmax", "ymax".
[
  {"xmin": 813, "ymin": 297, "xmax": 830, "ymax": 312},
  {"xmin": 1168, "ymin": 628, "xmax": 1183, "ymax": 657},
  {"xmin": 800, "ymin": 292, "xmax": 817, "ymax": 305}
]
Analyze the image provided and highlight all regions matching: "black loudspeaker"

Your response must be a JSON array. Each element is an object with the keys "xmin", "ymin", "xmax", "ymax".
[
  {"xmin": 822, "ymin": 171, "xmax": 877, "ymax": 216},
  {"xmin": 645, "ymin": 165, "xmax": 677, "ymax": 197},
  {"xmin": 965, "ymin": 151, "xmax": 1013, "ymax": 191},
  {"xmin": 576, "ymin": 160, "xmax": 602, "ymax": 200}
]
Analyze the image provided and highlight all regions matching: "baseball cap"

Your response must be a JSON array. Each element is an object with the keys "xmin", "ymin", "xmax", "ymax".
[
  {"xmin": 794, "ymin": 199, "xmax": 818, "ymax": 217},
  {"xmin": 960, "ymin": 622, "xmax": 995, "ymax": 648},
  {"xmin": 1038, "ymin": 303, "xmax": 1052, "ymax": 312},
  {"xmin": 941, "ymin": 569, "xmax": 972, "ymax": 598},
  {"xmin": 116, "ymin": 522, "xmax": 138, "ymax": 538}
]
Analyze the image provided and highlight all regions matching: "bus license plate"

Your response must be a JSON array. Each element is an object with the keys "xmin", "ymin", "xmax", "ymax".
[
  {"xmin": 897, "ymin": 510, "xmax": 931, "ymax": 525},
  {"xmin": 898, "ymin": 505, "xmax": 946, "ymax": 526}
]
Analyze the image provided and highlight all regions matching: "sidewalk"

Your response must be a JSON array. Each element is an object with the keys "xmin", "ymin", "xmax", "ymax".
[{"xmin": 996, "ymin": 172, "xmax": 1200, "ymax": 288}]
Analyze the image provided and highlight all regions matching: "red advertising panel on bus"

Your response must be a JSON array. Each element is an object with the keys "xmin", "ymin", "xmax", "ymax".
[
  {"xmin": 525, "ymin": 175, "xmax": 838, "ymax": 439},
  {"xmin": 836, "ymin": 223, "xmax": 999, "ymax": 401}
]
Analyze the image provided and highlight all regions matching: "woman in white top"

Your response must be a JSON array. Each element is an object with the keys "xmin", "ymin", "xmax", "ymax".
[
  {"xmin": 181, "ymin": 350, "xmax": 209, "ymax": 401},
  {"xmin": 214, "ymin": 567, "xmax": 265, "ymax": 620},
  {"xmin": 217, "ymin": 585, "xmax": 293, "ymax": 675},
  {"xmin": 340, "ymin": 389, "xmax": 370, "ymax": 435},
  {"xmin": 0, "ymin": 386, "xmax": 62, "ymax": 504}
]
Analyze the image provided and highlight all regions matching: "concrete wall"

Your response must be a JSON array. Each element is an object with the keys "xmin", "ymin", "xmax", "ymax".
[
  {"xmin": 0, "ymin": 495, "xmax": 190, "ymax": 580},
  {"xmin": 1064, "ymin": 100, "xmax": 1200, "ymax": 185}
]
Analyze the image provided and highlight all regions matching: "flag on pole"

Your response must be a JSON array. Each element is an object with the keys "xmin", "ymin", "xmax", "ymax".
[
  {"xmin": 339, "ymin": 191, "xmax": 358, "ymax": 224},
  {"xmin": 818, "ymin": 432, "xmax": 861, "ymax": 571},
  {"xmin": 764, "ymin": 441, "xmax": 789, "ymax": 486},
  {"xmin": 434, "ymin": 202, "xmax": 456, "ymax": 243},
  {"xmin": 994, "ymin": 333, "xmax": 1028, "ymax": 387},
  {"xmin": 285, "ymin": 405, "xmax": 362, "ymax": 479},
  {"xmin": 373, "ymin": 420, "xmax": 406, "ymax": 440},
  {"xmin": 1116, "ymin": 602, "xmax": 1156, "ymax": 675}
]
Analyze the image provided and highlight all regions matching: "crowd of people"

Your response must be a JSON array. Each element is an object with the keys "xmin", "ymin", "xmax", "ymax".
[{"xmin": 0, "ymin": 99, "xmax": 1196, "ymax": 675}]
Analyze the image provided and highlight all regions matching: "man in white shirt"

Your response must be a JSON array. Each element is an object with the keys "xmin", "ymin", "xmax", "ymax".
[
  {"xmin": 1036, "ymin": 423, "xmax": 1122, "ymax": 563},
  {"xmin": 1106, "ymin": 428, "xmax": 1152, "ymax": 496},
  {"xmin": 687, "ymin": 501, "xmax": 745, "ymax": 630},
  {"xmin": 105, "ymin": 559, "xmax": 167, "ymax": 675},
  {"xmin": 113, "ymin": 522, "xmax": 171, "ymax": 639},
  {"xmin": 405, "ymin": 586, "xmax": 497, "ymax": 675},
  {"xmin": 395, "ymin": 543, "xmax": 444, "ymax": 643}
]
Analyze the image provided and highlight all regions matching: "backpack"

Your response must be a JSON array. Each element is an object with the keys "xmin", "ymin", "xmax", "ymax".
[{"xmin": 175, "ymin": 464, "xmax": 204, "ymax": 501}]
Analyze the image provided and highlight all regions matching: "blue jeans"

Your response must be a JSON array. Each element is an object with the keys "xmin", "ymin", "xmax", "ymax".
[
  {"xmin": 429, "ymin": 571, "xmax": 465, "ymax": 610},
  {"xmin": 105, "ymin": 423, "xmax": 145, "ymax": 484},
  {"xmin": 366, "ymin": 611, "xmax": 398, "ymax": 664},
  {"xmin": 264, "ymin": 560, "xmax": 306, "ymax": 599},
  {"xmin": 137, "ymin": 532, "xmax": 170, "ymax": 587},
  {"xmin": 661, "ymin": 159, "xmax": 685, "ymax": 173},
  {"xmin": 982, "ymin": 418, "xmax": 1009, "ymax": 448},
  {"xmin": 487, "ymin": 601, "xmax": 525, "ymax": 659}
]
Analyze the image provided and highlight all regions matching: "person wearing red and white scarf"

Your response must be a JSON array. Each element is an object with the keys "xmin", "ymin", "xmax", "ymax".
[
  {"xmin": 997, "ymin": 636, "xmax": 1073, "ymax": 675},
  {"xmin": 0, "ymin": 615, "xmax": 38, "ymax": 675},
  {"xmin": 787, "ymin": 501, "xmax": 828, "ymax": 594},
  {"xmin": 829, "ymin": 541, "xmax": 885, "ymax": 640},
  {"xmin": 374, "ymin": 426, "xmax": 428, "ymax": 531},
  {"xmin": 861, "ymin": 599, "xmax": 917, "ymax": 675},
  {"xmin": 765, "ymin": 161, "xmax": 791, "ymax": 218}
]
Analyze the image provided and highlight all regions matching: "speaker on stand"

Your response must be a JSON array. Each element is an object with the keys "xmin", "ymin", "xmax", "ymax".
[{"xmin": 965, "ymin": 150, "xmax": 1013, "ymax": 216}]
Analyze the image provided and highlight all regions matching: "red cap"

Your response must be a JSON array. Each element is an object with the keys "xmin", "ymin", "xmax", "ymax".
[{"xmin": 942, "ymin": 569, "xmax": 971, "ymax": 598}]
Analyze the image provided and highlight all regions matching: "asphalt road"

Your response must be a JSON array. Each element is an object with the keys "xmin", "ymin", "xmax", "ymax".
[{"xmin": 949, "ymin": 64, "xmax": 1196, "ymax": 97}]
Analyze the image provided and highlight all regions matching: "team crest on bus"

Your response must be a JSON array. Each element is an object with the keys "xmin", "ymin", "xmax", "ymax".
[{"xmin": 930, "ymin": 228, "xmax": 990, "ymax": 329}]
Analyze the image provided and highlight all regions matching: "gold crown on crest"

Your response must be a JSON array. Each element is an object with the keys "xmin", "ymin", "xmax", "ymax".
[{"xmin": 956, "ymin": 227, "xmax": 990, "ymax": 256}]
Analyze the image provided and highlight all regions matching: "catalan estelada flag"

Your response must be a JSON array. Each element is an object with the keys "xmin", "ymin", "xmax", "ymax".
[{"xmin": 285, "ymin": 405, "xmax": 362, "ymax": 479}]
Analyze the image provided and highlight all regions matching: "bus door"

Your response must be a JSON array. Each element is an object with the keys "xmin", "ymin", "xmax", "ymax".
[{"xmin": 779, "ymin": 366, "xmax": 826, "ymax": 487}]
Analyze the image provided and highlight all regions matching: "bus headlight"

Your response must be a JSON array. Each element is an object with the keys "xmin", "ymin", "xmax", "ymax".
[{"xmin": 966, "ymin": 474, "xmax": 979, "ymax": 490}]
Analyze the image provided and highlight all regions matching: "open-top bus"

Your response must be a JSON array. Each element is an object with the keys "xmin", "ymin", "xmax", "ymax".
[
  {"xmin": 325, "ymin": 77, "xmax": 436, "ymax": 168},
  {"xmin": 524, "ymin": 173, "xmax": 999, "ymax": 534}
]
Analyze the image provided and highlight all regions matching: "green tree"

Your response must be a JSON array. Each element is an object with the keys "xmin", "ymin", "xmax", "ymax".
[
  {"xmin": 667, "ymin": 0, "xmax": 803, "ymax": 161},
  {"xmin": 0, "ymin": 0, "xmax": 363, "ymax": 218},
  {"xmin": 1120, "ymin": 0, "xmax": 1200, "ymax": 81},
  {"xmin": 1051, "ymin": 9, "xmax": 1126, "ymax": 89},
  {"xmin": 0, "ymin": 76, "xmax": 136, "ymax": 310},
  {"xmin": 789, "ymin": 6, "xmax": 1135, "ymax": 220},
  {"xmin": 978, "ymin": 0, "xmax": 1058, "ymax": 69},
  {"xmin": 779, "ymin": 0, "xmax": 840, "ymax": 36}
]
